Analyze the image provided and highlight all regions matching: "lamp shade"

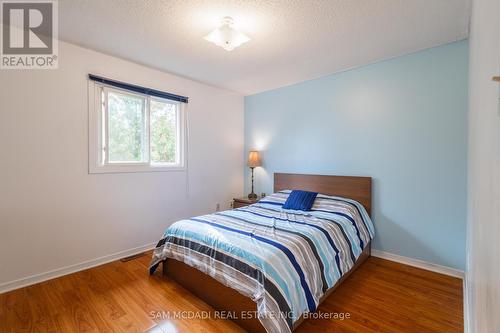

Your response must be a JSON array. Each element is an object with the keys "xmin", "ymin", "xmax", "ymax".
[{"xmin": 247, "ymin": 151, "xmax": 261, "ymax": 167}]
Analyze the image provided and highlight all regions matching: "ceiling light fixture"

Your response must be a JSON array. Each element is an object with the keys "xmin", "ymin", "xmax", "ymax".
[{"xmin": 204, "ymin": 16, "xmax": 250, "ymax": 51}]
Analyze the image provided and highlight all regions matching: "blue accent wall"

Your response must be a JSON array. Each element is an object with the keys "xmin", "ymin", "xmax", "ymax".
[{"xmin": 244, "ymin": 41, "xmax": 468, "ymax": 270}]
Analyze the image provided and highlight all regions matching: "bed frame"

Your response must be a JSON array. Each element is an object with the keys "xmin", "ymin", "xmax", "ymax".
[{"xmin": 162, "ymin": 173, "xmax": 372, "ymax": 332}]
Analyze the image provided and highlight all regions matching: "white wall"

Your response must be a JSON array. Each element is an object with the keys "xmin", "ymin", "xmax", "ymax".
[
  {"xmin": 0, "ymin": 41, "xmax": 244, "ymax": 291},
  {"xmin": 466, "ymin": 0, "xmax": 500, "ymax": 331}
]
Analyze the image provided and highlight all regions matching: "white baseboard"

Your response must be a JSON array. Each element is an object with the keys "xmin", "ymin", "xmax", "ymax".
[
  {"xmin": 371, "ymin": 249, "xmax": 464, "ymax": 279},
  {"xmin": 463, "ymin": 274, "xmax": 470, "ymax": 332},
  {"xmin": 0, "ymin": 242, "xmax": 156, "ymax": 294}
]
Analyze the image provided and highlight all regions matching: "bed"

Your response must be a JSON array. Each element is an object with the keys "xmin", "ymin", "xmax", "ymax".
[{"xmin": 150, "ymin": 173, "xmax": 374, "ymax": 333}]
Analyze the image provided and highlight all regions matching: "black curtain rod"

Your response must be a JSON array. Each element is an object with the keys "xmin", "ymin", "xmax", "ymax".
[{"xmin": 88, "ymin": 74, "xmax": 188, "ymax": 103}]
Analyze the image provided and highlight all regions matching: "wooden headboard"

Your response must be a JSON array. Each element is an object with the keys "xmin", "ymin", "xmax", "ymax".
[{"xmin": 274, "ymin": 173, "xmax": 372, "ymax": 215}]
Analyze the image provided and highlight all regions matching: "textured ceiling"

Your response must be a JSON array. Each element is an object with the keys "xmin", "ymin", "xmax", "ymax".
[{"xmin": 59, "ymin": 0, "xmax": 470, "ymax": 95}]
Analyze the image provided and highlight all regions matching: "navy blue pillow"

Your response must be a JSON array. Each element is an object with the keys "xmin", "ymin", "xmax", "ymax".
[{"xmin": 282, "ymin": 190, "xmax": 318, "ymax": 211}]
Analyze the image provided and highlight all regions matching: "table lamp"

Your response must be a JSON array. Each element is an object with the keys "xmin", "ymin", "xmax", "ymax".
[{"xmin": 247, "ymin": 151, "xmax": 261, "ymax": 200}]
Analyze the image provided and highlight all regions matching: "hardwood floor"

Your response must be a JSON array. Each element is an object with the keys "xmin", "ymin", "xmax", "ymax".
[{"xmin": 0, "ymin": 252, "xmax": 463, "ymax": 333}]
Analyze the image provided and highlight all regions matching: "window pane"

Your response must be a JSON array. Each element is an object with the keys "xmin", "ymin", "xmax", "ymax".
[
  {"xmin": 107, "ymin": 91, "xmax": 146, "ymax": 163},
  {"xmin": 150, "ymin": 99, "xmax": 177, "ymax": 164}
]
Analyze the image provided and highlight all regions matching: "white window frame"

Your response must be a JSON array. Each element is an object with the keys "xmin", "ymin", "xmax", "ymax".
[{"xmin": 88, "ymin": 81, "xmax": 186, "ymax": 173}]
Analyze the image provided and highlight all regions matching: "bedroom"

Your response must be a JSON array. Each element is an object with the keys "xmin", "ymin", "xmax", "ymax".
[{"xmin": 0, "ymin": 0, "xmax": 498, "ymax": 332}]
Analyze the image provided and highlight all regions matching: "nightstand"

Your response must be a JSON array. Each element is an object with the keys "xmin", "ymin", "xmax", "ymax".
[{"xmin": 233, "ymin": 197, "xmax": 260, "ymax": 209}]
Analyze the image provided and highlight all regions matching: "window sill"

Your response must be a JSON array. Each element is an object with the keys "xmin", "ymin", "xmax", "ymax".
[{"xmin": 89, "ymin": 164, "xmax": 186, "ymax": 174}]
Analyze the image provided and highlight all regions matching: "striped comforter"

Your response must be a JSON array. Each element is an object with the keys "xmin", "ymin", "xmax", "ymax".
[{"xmin": 150, "ymin": 191, "xmax": 374, "ymax": 333}]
